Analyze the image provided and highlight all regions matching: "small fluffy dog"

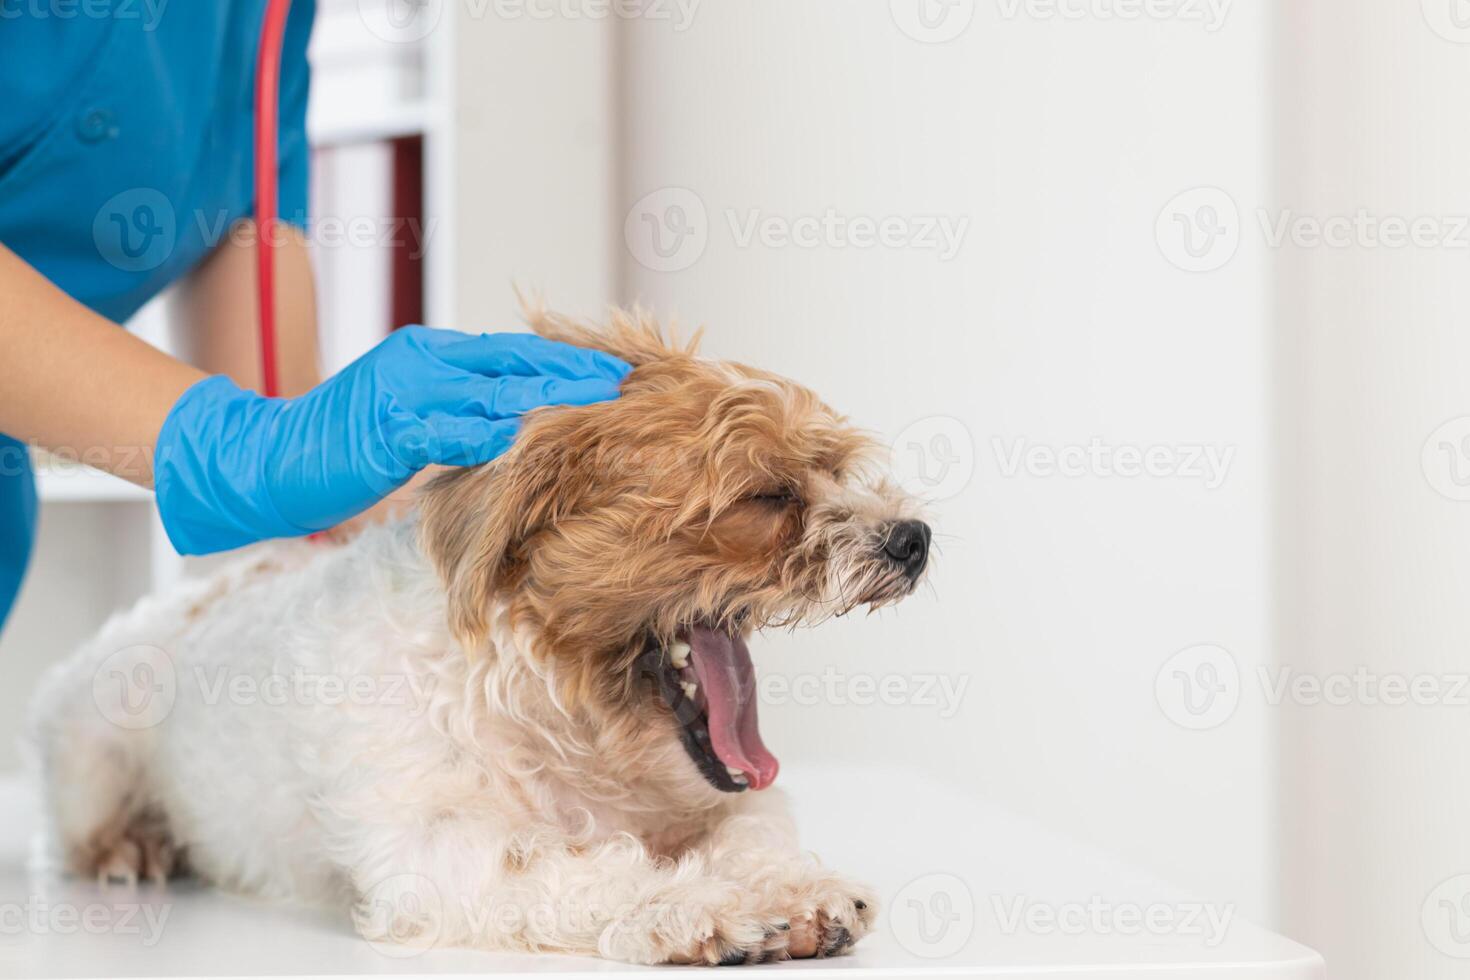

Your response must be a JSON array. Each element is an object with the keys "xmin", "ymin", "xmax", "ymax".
[{"xmin": 28, "ymin": 308, "xmax": 931, "ymax": 965}]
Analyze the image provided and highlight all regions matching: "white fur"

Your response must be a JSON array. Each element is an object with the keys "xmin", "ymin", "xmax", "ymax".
[{"xmin": 26, "ymin": 519, "xmax": 875, "ymax": 965}]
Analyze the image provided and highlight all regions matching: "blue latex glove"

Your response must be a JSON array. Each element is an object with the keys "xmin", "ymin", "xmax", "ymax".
[{"xmin": 153, "ymin": 327, "xmax": 631, "ymax": 555}]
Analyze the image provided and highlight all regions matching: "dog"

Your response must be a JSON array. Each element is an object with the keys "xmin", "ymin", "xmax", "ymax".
[{"xmin": 27, "ymin": 307, "xmax": 932, "ymax": 965}]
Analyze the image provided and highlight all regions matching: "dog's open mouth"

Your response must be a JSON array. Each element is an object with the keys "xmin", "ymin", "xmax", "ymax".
[{"xmin": 646, "ymin": 625, "xmax": 779, "ymax": 793}]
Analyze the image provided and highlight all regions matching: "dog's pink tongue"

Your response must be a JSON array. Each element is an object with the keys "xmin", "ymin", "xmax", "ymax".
[{"xmin": 686, "ymin": 626, "xmax": 779, "ymax": 790}]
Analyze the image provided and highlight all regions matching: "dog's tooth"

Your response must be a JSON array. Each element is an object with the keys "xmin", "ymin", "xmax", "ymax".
[
  {"xmin": 680, "ymin": 680, "xmax": 698, "ymax": 700},
  {"xmin": 669, "ymin": 640, "xmax": 691, "ymax": 668},
  {"xmin": 726, "ymin": 765, "xmax": 743, "ymax": 777}
]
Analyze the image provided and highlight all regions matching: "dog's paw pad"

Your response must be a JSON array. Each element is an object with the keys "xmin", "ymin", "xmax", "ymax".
[
  {"xmin": 95, "ymin": 838, "xmax": 142, "ymax": 887},
  {"xmin": 777, "ymin": 882, "xmax": 877, "ymax": 959},
  {"xmin": 786, "ymin": 910, "xmax": 860, "ymax": 958},
  {"xmin": 88, "ymin": 820, "xmax": 178, "ymax": 887}
]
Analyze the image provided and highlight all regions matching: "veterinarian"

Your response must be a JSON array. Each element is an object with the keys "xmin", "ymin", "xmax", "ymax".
[{"xmin": 0, "ymin": 3, "xmax": 631, "ymax": 635}]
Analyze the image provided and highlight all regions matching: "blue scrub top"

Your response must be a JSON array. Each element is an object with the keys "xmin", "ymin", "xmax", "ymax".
[{"xmin": 0, "ymin": 0, "xmax": 315, "ymax": 633}]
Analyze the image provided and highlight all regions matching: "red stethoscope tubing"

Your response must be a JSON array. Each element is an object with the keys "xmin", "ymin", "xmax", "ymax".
[
  {"xmin": 253, "ymin": 0, "xmax": 293, "ymax": 399},
  {"xmin": 255, "ymin": 1, "xmax": 334, "ymax": 545}
]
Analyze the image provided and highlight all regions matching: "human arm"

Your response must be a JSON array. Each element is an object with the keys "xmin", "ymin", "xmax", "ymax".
[
  {"xmin": 0, "ymin": 241, "xmax": 631, "ymax": 554},
  {"xmin": 0, "ymin": 242, "xmax": 204, "ymax": 486},
  {"xmin": 173, "ymin": 219, "xmax": 323, "ymax": 398}
]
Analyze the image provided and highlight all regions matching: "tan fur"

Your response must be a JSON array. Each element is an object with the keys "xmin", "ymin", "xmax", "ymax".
[{"xmin": 422, "ymin": 307, "xmax": 914, "ymax": 724}]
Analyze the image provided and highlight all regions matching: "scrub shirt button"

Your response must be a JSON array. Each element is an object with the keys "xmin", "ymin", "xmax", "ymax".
[{"xmin": 76, "ymin": 108, "xmax": 118, "ymax": 144}]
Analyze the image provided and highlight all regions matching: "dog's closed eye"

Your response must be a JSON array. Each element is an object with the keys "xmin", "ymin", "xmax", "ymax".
[
  {"xmin": 746, "ymin": 489, "xmax": 802, "ymax": 508},
  {"xmin": 704, "ymin": 489, "xmax": 804, "ymax": 553}
]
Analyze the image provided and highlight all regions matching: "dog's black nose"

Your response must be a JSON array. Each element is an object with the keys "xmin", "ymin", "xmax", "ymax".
[{"xmin": 882, "ymin": 520, "xmax": 931, "ymax": 577}]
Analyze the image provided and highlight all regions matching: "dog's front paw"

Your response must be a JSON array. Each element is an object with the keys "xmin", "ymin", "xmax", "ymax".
[
  {"xmin": 600, "ymin": 881, "xmax": 790, "ymax": 966},
  {"xmin": 762, "ymin": 870, "xmax": 877, "ymax": 960}
]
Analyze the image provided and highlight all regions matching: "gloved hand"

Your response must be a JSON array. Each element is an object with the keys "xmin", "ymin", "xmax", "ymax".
[{"xmin": 153, "ymin": 326, "xmax": 631, "ymax": 555}]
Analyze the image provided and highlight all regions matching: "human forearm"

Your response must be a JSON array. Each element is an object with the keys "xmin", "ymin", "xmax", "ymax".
[
  {"xmin": 173, "ymin": 220, "xmax": 322, "ymax": 397},
  {"xmin": 0, "ymin": 239, "xmax": 632, "ymax": 557},
  {"xmin": 0, "ymin": 244, "xmax": 205, "ymax": 487}
]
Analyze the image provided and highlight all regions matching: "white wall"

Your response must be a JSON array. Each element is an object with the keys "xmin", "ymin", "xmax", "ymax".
[
  {"xmin": 1276, "ymin": 3, "xmax": 1470, "ymax": 977},
  {"xmin": 451, "ymin": 7, "xmax": 617, "ymax": 326},
  {"xmin": 610, "ymin": 0, "xmax": 1274, "ymax": 923}
]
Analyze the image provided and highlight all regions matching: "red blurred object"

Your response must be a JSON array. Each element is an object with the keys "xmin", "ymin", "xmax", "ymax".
[{"xmin": 390, "ymin": 136, "xmax": 424, "ymax": 330}]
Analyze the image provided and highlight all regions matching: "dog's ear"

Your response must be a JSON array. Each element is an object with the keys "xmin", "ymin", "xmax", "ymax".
[
  {"xmin": 418, "ymin": 409, "xmax": 600, "ymax": 647},
  {"xmin": 518, "ymin": 294, "xmax": 701, "ymax": 367}
]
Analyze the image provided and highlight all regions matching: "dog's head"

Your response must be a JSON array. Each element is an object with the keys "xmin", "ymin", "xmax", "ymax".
[{"xmin": 419, "ymin": 307, "xmax": 930, "ymax": 799}]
